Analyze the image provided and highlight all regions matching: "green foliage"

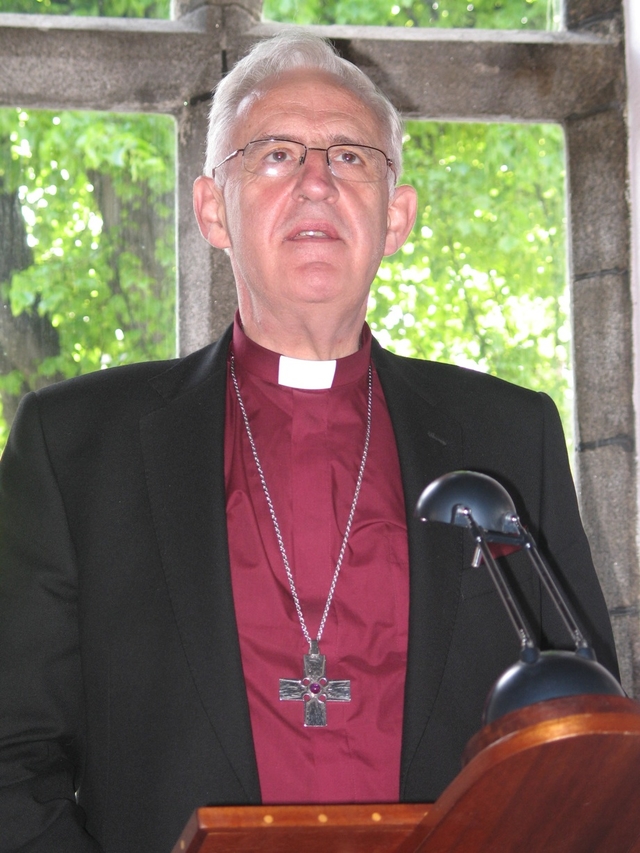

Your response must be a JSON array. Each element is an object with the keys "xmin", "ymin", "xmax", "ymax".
[
  {"xmin": 369, "ymin": 121, "xmax": 571, "ymax": 432},
  {"xmin": 0, "ymin": 0, "xmax": 169, "ymax": 17},
  {"xmin": 0, "ymin": 108, "xmax": 176, "ymax": 447},
  {"xmin": 263, "ymin": 0, "xmax": 560, "ymax": 31},
  {"xmin": 0, "ymin": 0, "xmax": 558, "ymax": 27}
]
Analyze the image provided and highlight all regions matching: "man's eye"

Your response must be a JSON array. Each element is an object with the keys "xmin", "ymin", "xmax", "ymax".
[
  {"xmin": 264, "ymin": 148, "xmax": 296, "ymax": 163},
  {"xmin": 333, "ymin": 148, "xmax": 363, "ymax": 166}
]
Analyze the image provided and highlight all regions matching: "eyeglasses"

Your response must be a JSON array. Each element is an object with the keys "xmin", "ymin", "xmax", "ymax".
[{"xmin": 212, "ymin": 137, "xmax": 395, "ymax": 183}]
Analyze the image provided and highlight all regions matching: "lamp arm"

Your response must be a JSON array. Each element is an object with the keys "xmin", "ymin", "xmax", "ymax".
[
  {"xmin": 461, "ymin": 509, "xmax": 537, "ymax": 655},
  {"xmin": 513, "ymin": 517, "xmax": 591, "ymax": 654}
]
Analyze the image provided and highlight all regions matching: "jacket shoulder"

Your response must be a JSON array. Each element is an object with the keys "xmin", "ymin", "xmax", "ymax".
[
  {"xmin": 31, "ymin": 327, "xmax": 232, "ymax": 412},
  {"xmin": 11, "ymin": 329, "xmax": 233, "ymax": 458},
  {"xmin": 372, "ymin": 340, "xmax": 547, "ymax": 412}
]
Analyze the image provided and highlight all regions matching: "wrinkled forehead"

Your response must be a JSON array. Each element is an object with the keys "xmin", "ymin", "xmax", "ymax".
[{"xmin": 233, "ymin": 68, "xmax": 383, "ymax": 147}]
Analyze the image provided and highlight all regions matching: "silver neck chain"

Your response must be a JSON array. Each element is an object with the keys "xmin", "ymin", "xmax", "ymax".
[{"xmin": 229, "ymin": 353, "xmax": 373, "ymax": 649}]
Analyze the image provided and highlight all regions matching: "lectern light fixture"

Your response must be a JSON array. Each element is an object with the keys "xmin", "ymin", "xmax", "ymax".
[{"xmin": 415, "ymin": 471, "xmax": 623, "ymax": 723}]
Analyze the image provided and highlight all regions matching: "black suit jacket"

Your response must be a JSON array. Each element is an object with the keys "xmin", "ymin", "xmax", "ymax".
[{"xmin": 0, "ymin": 327, "xmax": 618, "ymax": 853}]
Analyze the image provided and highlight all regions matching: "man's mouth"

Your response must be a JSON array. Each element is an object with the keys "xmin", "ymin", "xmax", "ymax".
[{"xmin": 293, "ymin": 230, "xmax": 331, "ymax": 239}]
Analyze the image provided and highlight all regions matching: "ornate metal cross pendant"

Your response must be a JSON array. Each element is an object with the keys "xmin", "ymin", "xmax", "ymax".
[{"xmin": 279, "ymin": 640, "xmax": 351, "ymax": 726}]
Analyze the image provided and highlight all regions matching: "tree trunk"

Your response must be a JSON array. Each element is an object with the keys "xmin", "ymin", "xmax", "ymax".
[{"xmin": 0, "ymin": 190, "xmax": 61, "ymax": 430}]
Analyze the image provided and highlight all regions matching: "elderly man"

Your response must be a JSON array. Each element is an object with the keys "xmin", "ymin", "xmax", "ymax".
[{"xmin": 0, "ymin": 30, "xmax": 618, "ymax": 853}]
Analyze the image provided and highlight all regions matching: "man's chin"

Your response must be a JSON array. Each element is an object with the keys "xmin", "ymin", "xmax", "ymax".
[{"xmin": 284, "ymin": 269, "xmax": 354, "ymax": 303}]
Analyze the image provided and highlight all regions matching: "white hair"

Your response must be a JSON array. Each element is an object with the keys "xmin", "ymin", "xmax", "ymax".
[{"xmin": 203, "ymin": 30, "xmax": 404, "ymax": 185}]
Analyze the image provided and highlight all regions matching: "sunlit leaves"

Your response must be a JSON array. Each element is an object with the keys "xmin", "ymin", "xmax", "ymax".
[
  {"xmin": 0, "ymin": 0, "xmax": 170, "ymax": 18},
  {"xmin": 369, "ymin": 121, "xmax": 571, "ymax": 433},
  {"xmin": 0, "ymin": 107, "xmax": 176, "ymax": 446},
  {"xmin": 263, "ymin": 0, "xmax": 558, "ymax": 30}
]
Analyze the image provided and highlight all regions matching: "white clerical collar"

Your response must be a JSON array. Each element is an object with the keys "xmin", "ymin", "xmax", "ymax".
[{"xmin": 278, "ymin": 355, "xmax": 337, "ymax": 389}]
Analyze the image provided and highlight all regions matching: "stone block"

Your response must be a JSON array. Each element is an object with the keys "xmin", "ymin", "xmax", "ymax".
[
  {"xmin": 567, "ymin": 0, "xmax": 623, "ymax": 33},
  {"xmin": 576, "ymin": 442, "xmax": 639, "ymax": 695},
  {"xmin": 572, "ymin": 271, "xmax": 634, "ymax": 440},
  {"xmin": 566, "ymin": 109, "xmax": 630, "ymax": 277},
  {"xmin": 608, "ymin": 607, "xmax": 639, "ymax": 696},
  {"xmin": 176, "ymin": 100, "xmax": 237, "ymax": 354},
  {"xmin": 577, "ymin": 444, "xmax": 638, "ymax": 609}
]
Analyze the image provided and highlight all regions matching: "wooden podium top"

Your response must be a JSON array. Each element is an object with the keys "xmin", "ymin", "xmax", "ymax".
[
  {"xmin": 172, "ymin": 695, "xmax": 640, "ymax": 853},
  {"xmin": 173, "ymin": 802, "xmax": 432, "ymax": 853}
]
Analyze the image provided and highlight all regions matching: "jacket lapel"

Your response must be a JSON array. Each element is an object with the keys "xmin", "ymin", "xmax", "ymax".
[
  {"xmin": 372, "ymin": 343, "xmax": 465, "ymax": 796},
  {"xmin": 139, "ymin": 328, "xmax": 261, "ymax": 802}
]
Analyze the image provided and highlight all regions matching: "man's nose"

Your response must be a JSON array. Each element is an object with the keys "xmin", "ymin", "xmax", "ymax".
[{"xmin": 294, "ymin": 148, "xmax": 339, "ymax": 200}]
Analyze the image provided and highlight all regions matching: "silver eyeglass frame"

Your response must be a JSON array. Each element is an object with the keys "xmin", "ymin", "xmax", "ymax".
[{"xmin": 211, "ymin": 137, "xmax": 396, "ymax": 183}]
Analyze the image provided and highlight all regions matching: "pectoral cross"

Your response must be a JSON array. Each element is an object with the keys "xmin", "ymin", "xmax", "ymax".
[{"xmin": 279, "ymin": 641, "xmax": 351, "ymax": 726}]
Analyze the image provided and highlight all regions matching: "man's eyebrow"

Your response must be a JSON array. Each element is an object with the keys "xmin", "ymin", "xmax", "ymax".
[
  {"xmin": 256, "ymin": 133, "xmax": 371, "ymax": 146},
  {"xmin": 324, "ymin": 134, "xmax": 375, "ymax": 147},
  {"xmin": 328, "ymin": 134, "xmax": 366, "ymax": 145}
]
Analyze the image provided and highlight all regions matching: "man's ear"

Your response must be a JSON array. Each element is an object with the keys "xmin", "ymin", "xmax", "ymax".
[
  {"xmin": 193, "ymin": 175, "xmax": 231, "ymax": 250},
  {"xmin": 383, "ymin": 184, "xmax": 418, "ymax": 257}
]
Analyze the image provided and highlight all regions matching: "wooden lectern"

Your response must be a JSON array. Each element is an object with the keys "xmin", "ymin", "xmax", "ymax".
[{"xmin": 171, "ymin": 694, "xmax": 640, "ymax": 853}]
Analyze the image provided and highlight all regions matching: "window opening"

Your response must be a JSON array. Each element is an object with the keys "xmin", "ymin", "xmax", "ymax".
[
  {"xmin": 263, "ymin": 0, "xmax": 563, "ymax": 31},
  {"xmin": 0, "ymin": 107, "xmax": 176, "ymax": 449},
  {"xmin": 0, "ymin": 0, "xmax": 170, "ymax": 18},
  {"xmin": 368, "ymin": 120, "xmax": 571, "ymax": 441}
]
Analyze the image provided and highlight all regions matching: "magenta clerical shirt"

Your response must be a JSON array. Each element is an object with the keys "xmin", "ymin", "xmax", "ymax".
[{"xmin": 225, "ymin": 319, "xmax": 409, "ymax": 804}]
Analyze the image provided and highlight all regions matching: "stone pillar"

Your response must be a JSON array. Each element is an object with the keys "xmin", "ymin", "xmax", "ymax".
[
  {"xmin": 566, "ymin": 0, "xmax": 640, "ymax": 693},
  {"xmin": 173, "ymin": 0, "xmax": 262, "ymax": 355}
]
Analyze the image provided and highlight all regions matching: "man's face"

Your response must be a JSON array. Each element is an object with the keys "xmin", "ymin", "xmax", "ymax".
[{"xmin": 195, "ymin": 69, "xmax": 416, "ymax": 341}]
